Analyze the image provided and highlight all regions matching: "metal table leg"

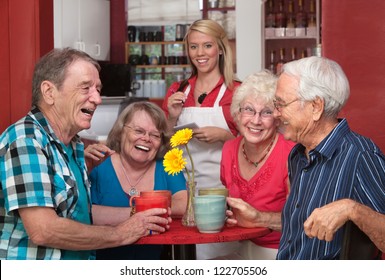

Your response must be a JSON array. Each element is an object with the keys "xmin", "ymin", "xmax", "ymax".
[{"xmin": 172, "ymin": 244, "xmax": 196, "ymax": 260}]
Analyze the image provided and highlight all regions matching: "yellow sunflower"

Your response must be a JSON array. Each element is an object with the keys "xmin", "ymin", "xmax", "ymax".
[
  {"xmin": 163, "ymin": 127, "xmax": 196, "ymax": 227},
  {"xmin": 163, "ymin": 148, "xmax": 187, "ymax": 176},
  {"xmin": 170, "ymin": 128, "xmax": 193, "ymax": 148}
]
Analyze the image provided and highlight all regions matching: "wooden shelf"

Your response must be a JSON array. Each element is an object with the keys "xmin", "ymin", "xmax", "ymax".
[
  {"xmin": 125, "ymin": 41, "xmax": 185, "ymax": 46},
  {"xmin": 263, "ymin": 0, "xmax": 322, "ymax": 72},
  {"xmin": 202, "ymin": 1, "xmax": 236, "ymax": 18},
  {"xmin": 265, "ymin": 36, "xmax": 317, "ymax": 40},
  {"xmin": 125, "ymin": 35, "xmax": 190, "ymax": 86},
  {"xmin": 135, "ymin": 64, "xmax": 190, "ymax": 69}
]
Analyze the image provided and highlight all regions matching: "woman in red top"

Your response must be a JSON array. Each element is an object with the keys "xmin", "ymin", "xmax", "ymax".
[
  {"xmin": 162, "ymin": 19, "xmax": 241, "ymax": 259},
  {"xmin": 221, "ymin": 70, "xmax": 295, "ymax": 259}
]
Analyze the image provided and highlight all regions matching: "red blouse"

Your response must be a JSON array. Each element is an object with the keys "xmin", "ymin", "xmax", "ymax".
[{"xmin": 220, "ymin": 134, "xmax": 296, "ymax": 249}]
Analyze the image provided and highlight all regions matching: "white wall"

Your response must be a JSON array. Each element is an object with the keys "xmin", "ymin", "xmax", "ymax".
[{"xmin": 235, "ymin": 0, "xmax": 263, "ymax": 80}]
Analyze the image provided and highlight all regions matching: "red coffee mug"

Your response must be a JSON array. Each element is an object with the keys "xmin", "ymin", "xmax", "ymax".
[
  {"xmin": 130, "ymin": 195, "xmax": 168, "ymax": 218},
  {"xmin": 140, "ymin": 190, "xmax": 172, "ymax": 208}
]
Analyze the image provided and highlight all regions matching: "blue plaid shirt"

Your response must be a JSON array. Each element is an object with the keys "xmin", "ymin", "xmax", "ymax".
[
  {"xmin": 0, "ymin": 107, "xmax": 92, "ymax": 260},
  {"xmin": 277, "ymin": 119, "xmax": 385, "ymax": 259}
]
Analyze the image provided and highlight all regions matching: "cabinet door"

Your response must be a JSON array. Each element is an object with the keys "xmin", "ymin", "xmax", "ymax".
[
  {"xmin": 54, "ymin": 0, "xmax": 79, "ymax": 50},
  {"xmin": 54, "ymin": 0, "xmax": 110, "ymax": 61},
  {"xmin": 79, "ymin": 0, "xmax": 110, "ymax": 61}
]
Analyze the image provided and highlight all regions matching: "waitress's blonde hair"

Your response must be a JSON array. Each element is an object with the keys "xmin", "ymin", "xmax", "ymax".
[{"xmin": 184, "ymin": 19, "xmax": 238, "ymax": 90}]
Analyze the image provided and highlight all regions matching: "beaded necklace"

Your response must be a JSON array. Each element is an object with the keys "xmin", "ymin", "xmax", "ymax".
[{"xmin": 242, "ymin": 135, "xmax": 276, "ymax": 168}]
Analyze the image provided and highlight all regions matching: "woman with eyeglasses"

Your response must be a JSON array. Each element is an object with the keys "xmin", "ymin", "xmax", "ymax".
[
  {"xmin": 85, "ymin": 101, "xmax": 187, "ymax": 260},
  {"xmin": 220, "ymin": 70, "xmax": 295, "ymax": 259}
]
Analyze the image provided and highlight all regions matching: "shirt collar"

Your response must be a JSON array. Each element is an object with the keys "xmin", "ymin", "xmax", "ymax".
[
  {"xmin": 29, "ymin": 106, "xmax": 84, "ymax": 155},
  {"xmin": 292, "ymin": 118, "xmax": 350, "ymax": 160}
]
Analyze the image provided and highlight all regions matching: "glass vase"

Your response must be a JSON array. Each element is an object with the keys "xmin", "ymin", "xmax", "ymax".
[{"xmin": 182, "ymin": 180, "xmax": 196, "ymax": 227}]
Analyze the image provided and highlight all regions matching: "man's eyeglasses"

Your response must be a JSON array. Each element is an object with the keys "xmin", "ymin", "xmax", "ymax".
[
  {"xmin": 273, "ymin": 98, "xmax": 300, "ymax": 112},
  {"xmin": 239, "ymin": 106, "xmax": 274, "ymax": 119},
  {"xmin": 124, "ymin": 125, "xmax": 162, "ymax": 141}
]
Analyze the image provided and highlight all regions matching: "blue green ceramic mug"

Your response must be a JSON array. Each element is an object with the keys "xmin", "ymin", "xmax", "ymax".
[{"xmin": 194, "ymin": 195, "xmax": 226, "ymax": 233}]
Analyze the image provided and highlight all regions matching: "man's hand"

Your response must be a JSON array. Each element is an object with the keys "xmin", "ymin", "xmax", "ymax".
[{"xmin": 304, "ymin": 199, "xmax": 354, "ymax": 241}]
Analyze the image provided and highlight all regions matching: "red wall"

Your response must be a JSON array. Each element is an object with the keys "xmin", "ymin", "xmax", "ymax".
[
  {"xmin": 0, "ymin": 0, "xmax": 53, "ymax": 134},
  {"xmin": 0, "ymin": 0, "xmax": 11, "ymax": 132},
  {"xmin": 322, "ymin": 0, "xmax": 385, "ymax": 152}
]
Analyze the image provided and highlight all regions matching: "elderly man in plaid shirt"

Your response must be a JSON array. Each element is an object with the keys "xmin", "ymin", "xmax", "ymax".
[{"xmin": 0, "ymin": 48, "xmax": 169, "ymax": 260}]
